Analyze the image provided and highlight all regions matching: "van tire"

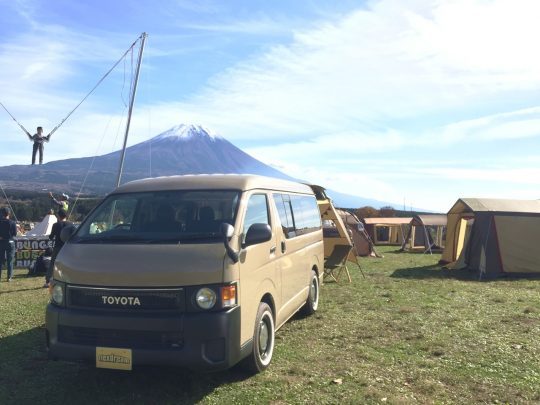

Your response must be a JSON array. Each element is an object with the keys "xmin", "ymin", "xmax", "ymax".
[
  {"xmin": 302, "ymin": 270, "xmax": 319, "ymax": 316},
  {"xmin": 242, "ymin": 302, "xmax": 275, "ymax": 373}
]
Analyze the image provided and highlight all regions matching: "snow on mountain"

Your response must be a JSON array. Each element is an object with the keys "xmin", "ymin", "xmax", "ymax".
[{"xmin": 153, "ymin": 124, "xmax": 221, "ymax": 141}]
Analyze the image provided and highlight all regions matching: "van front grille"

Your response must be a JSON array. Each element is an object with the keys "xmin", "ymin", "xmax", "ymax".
[
  {"xmin": 58, "ymin": 326, "xmax": 184, "ymax": 350},
  {"xmin": 67, "ymin": 286, "xmax": 185, "ymax": 311}
]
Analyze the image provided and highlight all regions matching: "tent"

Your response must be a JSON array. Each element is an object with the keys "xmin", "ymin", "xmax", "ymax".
[
  {"xmin": 440, "ymin": 198, "xmax": 540, "ymax": 277},
  {"xmin": 401, "ymin": 214, "xmax": 447, "ymax": 253},
  {"xmin": 335, "ymin": 209, "xmax": 380, "ymax": 257},
  {"xmin": 24, "ymin": 214, "xmax": 57, "ymax": 236},
  {"xmin": 363, "ymin": 217, "xmax": 411, "ymax": 246},
  {"xmin": 14, "ymin": 214, "xmax": 56, "ymax": 268}
]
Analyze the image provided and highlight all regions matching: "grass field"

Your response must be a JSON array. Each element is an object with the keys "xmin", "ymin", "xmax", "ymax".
[{"xmin": 1, "ymin": 246, "xmax": 539, "ymax": 404}]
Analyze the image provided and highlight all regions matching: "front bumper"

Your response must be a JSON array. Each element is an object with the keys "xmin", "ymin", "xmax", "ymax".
[{"xmin": 45, "ymin": 304, "xmax": 242, "ymax": 371}]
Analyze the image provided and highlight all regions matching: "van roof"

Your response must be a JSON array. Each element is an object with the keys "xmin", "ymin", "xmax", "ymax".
[{"xmin": 113, "ymin": 174, "xmax": 315, "ymax": 195}]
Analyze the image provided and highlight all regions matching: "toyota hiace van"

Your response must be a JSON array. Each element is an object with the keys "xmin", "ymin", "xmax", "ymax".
[{"xmin": 46, "ymin": 174, "xmax": 323, "ymax": 372}]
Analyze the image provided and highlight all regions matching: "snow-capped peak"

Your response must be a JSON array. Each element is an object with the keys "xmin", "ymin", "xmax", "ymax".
[{"xmin": 153, "ymin": 124, "xmax": 222, "ymax": 141}]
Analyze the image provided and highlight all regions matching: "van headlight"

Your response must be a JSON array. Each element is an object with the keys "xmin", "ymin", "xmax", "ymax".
[
  {"xmin": 195, "ymin": 288, "xmax": 217, "ymax": 310},
  {"xmin": 50, "ymin": 282, "xmax": 65, "ymax": 306}
]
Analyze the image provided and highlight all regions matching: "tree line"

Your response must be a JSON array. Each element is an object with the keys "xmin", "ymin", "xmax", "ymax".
[
  {"xmin": 0, "ymin": 190, "xmax": 102, "ymax": 222},
  {"xmin": 353, "ymin": 206, "xmax": 429, "ymax": 219}
]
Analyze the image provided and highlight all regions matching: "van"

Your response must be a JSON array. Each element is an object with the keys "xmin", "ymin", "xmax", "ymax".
[{"xmin": 46, "ymin": 174, "xmax": 324, "ymax": 372}]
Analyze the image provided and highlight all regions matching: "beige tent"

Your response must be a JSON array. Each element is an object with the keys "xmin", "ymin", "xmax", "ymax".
[
  {"xmin": 440, "ymin": 198, "xmax": 540, "ymax": 277},
  {"xmin": 363, "ymin": 217, "xmax": 411, "ymax": 246},
  {"xmin": 335, "ymin": 209, "xmax": 380, "ymax": 257},
  {"xmin": 401, "ymin": 214, "xmax": 447, "ymax": 253}
]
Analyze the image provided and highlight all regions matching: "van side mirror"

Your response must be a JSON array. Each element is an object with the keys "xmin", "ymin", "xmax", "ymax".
[
  {"xmin": 220, "ymin": 223, "xmax": 239, "ymax": 263},
  {"xmin": 244, "ymin": 223, "xmax": 272, "ymax": 247},
  {"xmin": 60, "ymin": 224, "xmax": 76, "ymax": 243}
]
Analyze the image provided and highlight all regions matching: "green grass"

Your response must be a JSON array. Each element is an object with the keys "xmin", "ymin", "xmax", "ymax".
[{"xmin": 1, "ymin": 247, "xmax": 539, "ymax": 404}]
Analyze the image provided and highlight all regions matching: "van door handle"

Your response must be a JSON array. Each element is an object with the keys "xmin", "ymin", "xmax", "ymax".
[
  {"xmin": 270, "ymin": 246, "xmax": 276, "ymax": 254},
  {"xmin": 281, "ymin": 241, "xmax": 286, "ymax": 253}
]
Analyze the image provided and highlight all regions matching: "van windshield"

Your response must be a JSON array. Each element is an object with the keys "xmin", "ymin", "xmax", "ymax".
[{"xmin": 73, "ymin": 190, "xmax": 240, "ymax": 244}]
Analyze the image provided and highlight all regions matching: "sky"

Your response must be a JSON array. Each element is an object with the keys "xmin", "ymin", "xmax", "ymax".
[{"xmin": 1, "ymin": 0, "xmax": 540, "ymax": 212}]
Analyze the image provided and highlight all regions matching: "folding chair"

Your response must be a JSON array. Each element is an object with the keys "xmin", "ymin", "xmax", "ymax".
[{"xmin": 324, "ymin": 244, "xmax": 352, "ymax": 283}]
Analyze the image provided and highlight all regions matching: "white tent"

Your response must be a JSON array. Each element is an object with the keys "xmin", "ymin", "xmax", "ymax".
[
  {"xmin": 25, "ymin": 214, "xmax": 57, "ymax": 236},
  {"xmin": 15, "ymin": 214, "xmax": 56, "ymax": 268}
]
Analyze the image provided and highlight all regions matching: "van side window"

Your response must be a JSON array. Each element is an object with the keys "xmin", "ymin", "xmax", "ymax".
[
  {"xmin": 243, "ymin": 194, "xmax": 270, "ymax": 241},
  {"xmin": 290, "ymin": 195, "xmax": 321, "ymax": 236},
  {"xmin": 273, "ymin": 194, "xmax": 296, "ymax": 239},
  {"xmin": 273, "ymin": 194, "xmax": 321, "ymax": 238}
]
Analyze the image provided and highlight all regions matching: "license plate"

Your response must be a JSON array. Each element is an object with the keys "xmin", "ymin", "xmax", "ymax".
[{"xmin": 96, "ymin": 347, "xmax": 132, "ymax": 371}]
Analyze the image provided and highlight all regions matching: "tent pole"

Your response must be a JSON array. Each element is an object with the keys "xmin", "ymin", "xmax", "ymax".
[{"xmin": 424, "ymin": 224, "xmax": 432, "ymax": 255}]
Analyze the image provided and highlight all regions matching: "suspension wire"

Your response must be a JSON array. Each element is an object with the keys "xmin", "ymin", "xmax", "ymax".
[
  {"xmin": 0, "ymin": 33, "xmax": 145, "ymax": 140},
  {"xmin": 70, "ymin": 39, "xmax": 137, "ymax": 217},
  {"xmin": 47, "ymin": 33, "xmax": 144, "ymax": 138},
  {"xmin": 121, "ymin": 57, "xmax": 128, "ymax": 107},
  {"xmin": 67, "ymin": 110, "xmax": 122, "ymax": 222},
  {"xmin": 142, "ymin": 37, "xmax": 153, "ymax": 178},
  {"xmin": 0, "ymin": 101, "xmax": 31, "ymax": 137},
  {"xmin": 0, "ymin": 182, "xmax": 19, "ymax": 223},
  {"xmin": 0, "ymin": 34, "xmax": 144, "ymax": 225}
]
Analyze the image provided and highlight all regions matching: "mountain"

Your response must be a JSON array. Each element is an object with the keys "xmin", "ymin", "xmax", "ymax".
[{"xmin": 0, "ymin": 124, "xmax": 399, "ymax": 208}]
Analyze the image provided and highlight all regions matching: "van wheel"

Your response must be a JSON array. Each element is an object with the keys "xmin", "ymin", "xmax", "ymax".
[
  {"xmin": 242, "ymin": 302, "xmax": 275, "ymax": 373},
  {"xmin": 302, "ymin": 270, "xmax": 319, "ymax": 316}
]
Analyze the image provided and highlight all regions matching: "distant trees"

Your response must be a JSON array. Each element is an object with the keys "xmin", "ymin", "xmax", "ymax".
[
  {"xmin": 379, "ymin": 206, "xmax": 396, "ymax": 217},
  {"xmin": 355, "ymin": 206, "xmax": 378, "ymax": 219},
  {"xmin": 0, "ymin": 190, "xmax": 101, "ymax": 222},
  {"xmin": 355, "ymin": 205, "xmax": 397, "ymax": 219}
]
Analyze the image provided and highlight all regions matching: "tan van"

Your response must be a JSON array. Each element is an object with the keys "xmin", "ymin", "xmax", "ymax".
[{"xmin": 46, "ymin": 174, "xmax": 323, "ymax": 372}]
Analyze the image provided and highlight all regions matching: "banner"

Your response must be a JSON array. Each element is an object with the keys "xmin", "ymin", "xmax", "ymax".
[{"xmin": 14, "ymin": 237, "xmax": 54, "ymax": 268}]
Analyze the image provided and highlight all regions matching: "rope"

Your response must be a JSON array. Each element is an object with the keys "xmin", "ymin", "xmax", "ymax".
[
  {"xmin": 142, "ymin": 43, "xmax": 153, "ymax": 178},
  {"xmin": 48, "ymin": 34, "xmax": 144, "ymax": 138},
  {"xmin": 0, "ymin": 101, "xmax": 31, "ymax": 138},
  {"xmin": 69, "ymin": 51, "xmax": 134, "ymax": 218},
  {"xmin": 0, "ymin": 182, "xmax": 19, "ymax": 223},
  {"xmin": 67, "ymin": 111, "xmax": 123, "ymax": 222},
  {"xmin": 0, "ymin": 33, "xmax": 145, "ymax": 140}
]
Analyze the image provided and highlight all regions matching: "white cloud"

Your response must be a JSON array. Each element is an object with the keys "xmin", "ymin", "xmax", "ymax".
[
  {"xmin": 135, "ymin": 0, "xmax": 540, "ymax": 147},
  {"xmin": 412, "ymin": 167, "xmax": 540, "ymax": 185},
  {"xmin": 437, "ymin": 107, "xmax": 540, "ymax": 143}
]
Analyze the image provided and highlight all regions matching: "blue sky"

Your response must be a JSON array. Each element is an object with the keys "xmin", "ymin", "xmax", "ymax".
[{"xmin": 1, "ymin": 0, "xmax": 540, "ymax": 211}]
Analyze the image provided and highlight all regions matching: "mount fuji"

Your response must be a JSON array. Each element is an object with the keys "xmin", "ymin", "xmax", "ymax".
[{"xmin": 0, "ymin": 124, "xmax": 395, "ymax": 208}]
